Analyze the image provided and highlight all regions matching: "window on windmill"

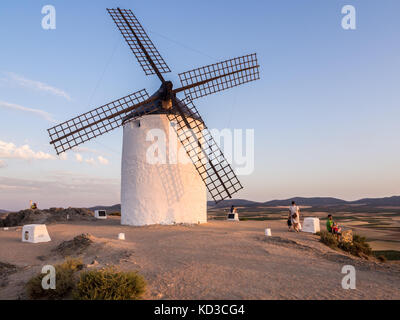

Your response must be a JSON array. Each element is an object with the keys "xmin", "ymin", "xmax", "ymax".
[{"xmin": 134, "ymin": 120, "xmax": 141, "ymax": 128}]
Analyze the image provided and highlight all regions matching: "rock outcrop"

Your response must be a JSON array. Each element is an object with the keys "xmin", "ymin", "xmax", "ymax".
[{"xmin": 0, "ymin": 208, "xmax": 96, "ymax": 227}]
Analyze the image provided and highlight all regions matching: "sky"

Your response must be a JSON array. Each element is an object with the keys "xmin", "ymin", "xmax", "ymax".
[{"xmin": 0, "ymin": 0, "xmax": 399, "ymax": 210}]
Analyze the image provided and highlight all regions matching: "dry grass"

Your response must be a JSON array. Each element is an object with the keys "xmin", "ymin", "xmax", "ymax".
[
  {"xmin": 26, "ymin": 258, "xmax": 84, "ymax": 300},
  {"xmin": 318, "ymin": 231, "xmax": 373, "ymax": 258},
  {"xmin": 74, "ymin": 267, "xmax": 146, "ymax": 300}
]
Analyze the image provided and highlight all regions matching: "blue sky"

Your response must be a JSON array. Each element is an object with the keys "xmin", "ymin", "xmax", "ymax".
[{"xmin": 0, "ymin": 0, "xmax": 399, "ymax": 210}]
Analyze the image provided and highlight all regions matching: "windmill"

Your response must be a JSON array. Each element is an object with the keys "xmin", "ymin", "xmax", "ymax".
[{"xmin": 47, "ymin": 8, "xmax": 260, "ymax": 226}]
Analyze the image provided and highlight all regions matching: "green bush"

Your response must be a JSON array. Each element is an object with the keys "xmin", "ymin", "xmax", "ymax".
[
  {"xmin": 26, "ymin": 258, "xmax": 84, "ymax": 300},
  {"xmin": 345, "ymin": 235, "xmax": 372, "ymax": 257},
  {"xmin": 318, "ymin": 231, "xmax": 372, "ymax": 258},
  {"xmin": 319, "ymin": 231, "xmax": 339, "ymax": 249},
  {"xmin": 74, "ymin": 267, "xmax": 146, "ymax": 300}
]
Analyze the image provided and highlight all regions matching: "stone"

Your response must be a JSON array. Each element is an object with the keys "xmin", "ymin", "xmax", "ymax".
[{"xmin": 341, "ymin": 229, "xmax": 353, "ymax": 243}]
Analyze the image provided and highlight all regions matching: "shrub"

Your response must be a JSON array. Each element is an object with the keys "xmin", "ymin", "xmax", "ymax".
[
  {"xmin": 26, "ymin": 258, "xmax": 84, "ymax": 300},
  {"xmin": 318, "ymin": 231, "xmax": 372, "ymax": 258},
  {"xmin": 319, "ymin": 231, "xmax": 339, "ymax": 249},
  {"xmin": 74, "ymin": 267, "xmax": 146, "ymax": 300},
  {"xmin": 344, "ymin": 234, "xmax": 372, "ymax": 257}
]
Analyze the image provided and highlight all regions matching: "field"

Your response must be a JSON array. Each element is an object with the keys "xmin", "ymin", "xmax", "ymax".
[{"xmin": 208, "ymin": 204, "xmax": 400, "ymax": 254}]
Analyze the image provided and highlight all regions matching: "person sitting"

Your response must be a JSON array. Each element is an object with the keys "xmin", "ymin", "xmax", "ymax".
[
  {"xmin": 332, "ymin": 222, "xmax": 342, "ymax": 235},
  {"xmin": 31, "ymin": 202, "xmax": 38, "ymax": 210},
  {"xmin": 327, "ymin": 214, "xmax": 342, "ymax": 236},
  {"xmin": 326, "ymin": 214, "xmax": 334, "ymax": 233}
]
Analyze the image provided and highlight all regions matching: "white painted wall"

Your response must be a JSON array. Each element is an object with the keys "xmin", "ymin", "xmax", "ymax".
[{"xmin": 121, "ymin": 114, "xmax": 207, "ymax": 226}]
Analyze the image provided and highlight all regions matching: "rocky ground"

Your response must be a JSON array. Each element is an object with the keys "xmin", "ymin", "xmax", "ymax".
[
  {"xmin": 0, "ymin": 208, "xmax": 96, "ymax": 227},
  {"xmin": 0, "ymin": 217, "xmax": 399, "ymax": 300}
]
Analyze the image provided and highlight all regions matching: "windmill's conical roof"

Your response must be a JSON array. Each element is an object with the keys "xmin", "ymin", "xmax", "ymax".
[{"xmin": 123, "ymin": 96, "xmax": 202, "ymax": 124}]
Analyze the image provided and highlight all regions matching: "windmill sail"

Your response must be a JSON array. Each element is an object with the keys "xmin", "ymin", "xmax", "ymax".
[
  {"xmin": 175, "ymin": 53, "xmax": 260, "ymax": 100},
  {"xmin": 47, "ymin": 7, "xmax": 260, "ymax": 205},
  {"xmin": 168, "ymin": 97, "xmax": 243, "ymax": 203},
  {"xmin": 107, "ymin": 8, "xmax": 171, "ymax": 78},
  {"xmin": 48, "ymin": 89, "xmax": 150, "ymax": 155}
]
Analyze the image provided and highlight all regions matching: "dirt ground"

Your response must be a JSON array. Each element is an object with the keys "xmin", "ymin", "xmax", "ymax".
[{"xmin": 0, "ymin": 217, "xmax": 399, "ymax": 300}]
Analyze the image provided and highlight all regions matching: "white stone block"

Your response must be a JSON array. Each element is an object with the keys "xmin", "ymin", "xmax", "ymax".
[
  {"xmin": 22, "ymin": 224, "xmax": 51, "ymax": 243},
  {"xmin": 95, "ymin": 210, "xmax": 107, "ymax": 219},
  {"xmin": 302, "ymin": 218, "xmax": 320, "ymax": 234},
  {"xmin": 118, "ymin": 233, "xmax": 125, "ymax": 240}
]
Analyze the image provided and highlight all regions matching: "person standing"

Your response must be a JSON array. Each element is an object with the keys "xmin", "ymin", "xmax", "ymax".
[
  {"xmin": 287, "ymin": 210, "xmax": 292, "ymax": 231},
  {"xmin": 289, "ymin": 201, "xmax": 301, "ymax": 232}
]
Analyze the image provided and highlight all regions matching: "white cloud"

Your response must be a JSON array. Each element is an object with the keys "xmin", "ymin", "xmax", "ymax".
[
  {"xmin": 4, "ymin": 72, "xmax": 71, "ymax": 101},
  {"xmin": 73, "ymin": 147, "xmax": 100, "ymax": 154},
  {"xmin": 0, "ymin": 173, "xmax": 120, "ymax": 211},
  {"xmin": 85, "ymin": 158, "xmax": 96, "ymax": 166},
  {"xmin": 97, "ymin": 156, "xmax": 109, "ymax": 165},
  {"xmin": 58, "ymin": 153, "xmax": 68, "ymax": 161},
  {"xmin": 74, "ymin": 153, "xmax": 109, "ymax": 166},
  {"xmin": 0, "ymin": 140, "xmax": 55, "ymax": 160},
  {"xmin": 0, "ymin": 100, "xmax": 57, "ymax": 123},
  {"xmin": 0, "ymin": 160, "xmax": 7, "ymax": 168},
  {"xmin": 72, "ymin": 147, "xmax": 112, "ymax": 157},
  {"xmin": 75, "ymin": 153, "xmax": 83, "ymax": 163}
]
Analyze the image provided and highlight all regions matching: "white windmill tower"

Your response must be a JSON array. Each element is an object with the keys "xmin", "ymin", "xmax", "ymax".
[{"xmin": 47, "ymin": 8, "xmax": 260, "ymax": 226}]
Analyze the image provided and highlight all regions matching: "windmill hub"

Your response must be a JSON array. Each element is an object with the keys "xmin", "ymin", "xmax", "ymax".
[
  {"xmin": 160, "ymin": 81, "xmax": 174, "ymax": 110},
  {"xmin": 47, "ymin": 7, "xmax": 260, "ymax": 226}
]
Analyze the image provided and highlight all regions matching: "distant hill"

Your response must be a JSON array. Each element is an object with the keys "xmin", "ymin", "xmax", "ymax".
[
  {"xmin": 263, "ymin": 197, "xmax": 348, "ymax": 207},
  {"xmin": 349, "ymin": 196, "xmax": 400, "ymax": 206},
  {"xmin": 88, "ymin": 204, "xmax": 121, "ymax": 212},
  {"xmin": 207, "ymin": 199, "xmax": 261, "ymax": 209},
  {"xmin": 89, "ymin": 196, "xmax": 400, "ymax": 212},
  {"xmin": 208, "ymin": 197, "xmax": 347, "ymax": 208},
  {"xmin": 0, "ymin": 209, "xmax": 9, "ymax": 214},
  {"xmin": 208, "ymin": 196, "xmax": 400, "ymax": 208}
]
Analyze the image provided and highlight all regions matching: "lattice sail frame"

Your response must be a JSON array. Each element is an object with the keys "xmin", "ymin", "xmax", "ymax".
[
  {"xmin": 178, "ymin": 53, "xmax": 259, "ymax": 100},
  {"xmin": 167, "ymin": 97, "xmax": 243, "ymax": 203},
  {"xmin": 107, "ymin": 8, "xmax": 171, "ymax": 76},
  {"xmin": 48, "ymin": 89, "xmax": 149, "ymax": 155}
]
